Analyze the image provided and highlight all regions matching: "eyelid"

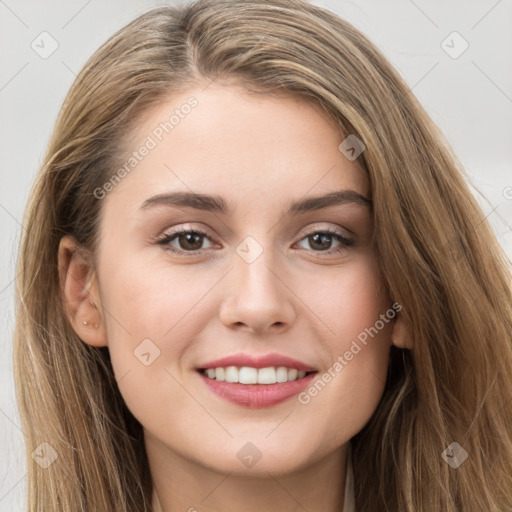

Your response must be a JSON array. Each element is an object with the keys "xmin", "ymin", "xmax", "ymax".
[
  {"xmin": 295, "ymin": 222, "xmax": 353, "ymax": 240},
  {"xmin": 157, "ymin": 223, "xmax": 215, "ymax": 238}
]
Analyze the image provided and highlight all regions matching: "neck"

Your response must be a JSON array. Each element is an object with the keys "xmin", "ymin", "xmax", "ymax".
[{"xmin": 148, "ymin": 436, "xmax": 348, "ymax": 512}]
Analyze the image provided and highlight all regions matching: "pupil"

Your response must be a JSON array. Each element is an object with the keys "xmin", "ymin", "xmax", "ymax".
[
  {"xmin": 181, "ymin": 233, "xmax": 202, "ymax": 250},
  {"xmin": 311, "ymin": 233, "xmax": 331, "ymax": 250}
]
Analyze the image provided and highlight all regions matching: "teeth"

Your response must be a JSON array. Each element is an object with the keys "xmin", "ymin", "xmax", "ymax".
[
  {"xmin": 258, "ymin": 367, "xmax": 276, "ymax": 384},
  {"xmin": 225, "ymin": 366, "xmax": 238, "ymax": 383},
  {"xmin": 239, "ymin": 366, "xmax": 258, "ymax": 384},
  {"xmin": 288, "ymin": 368, "xmax": 298, "ymax": 380},
  {"xmin": 276, "ymin": 367, "xmax": 288, "ymax": 382},
  {"xmin": 202, "ymin": 366, "xmax": 312, "ymax": 384}
]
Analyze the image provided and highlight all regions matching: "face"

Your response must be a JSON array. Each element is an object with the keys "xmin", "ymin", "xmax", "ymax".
[{"xmin": 71, "ymin": 82, "xmax": 396, "ymax": 477}]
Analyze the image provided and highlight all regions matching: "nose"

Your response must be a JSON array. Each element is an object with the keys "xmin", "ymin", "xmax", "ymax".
[{"xmin": 219, "ymin": 253, "xmax": 297, "ymax": 335}]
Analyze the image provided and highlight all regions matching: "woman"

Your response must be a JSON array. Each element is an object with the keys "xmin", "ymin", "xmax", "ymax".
[{"xmin": 13, "ymin": 0, "xmax": 512, "ymax": 510}]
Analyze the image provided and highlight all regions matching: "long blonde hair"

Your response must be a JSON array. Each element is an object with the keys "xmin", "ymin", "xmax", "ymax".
[{"xmin": 13, "ymin": 0, "xmax": 512, "ymax": 510}]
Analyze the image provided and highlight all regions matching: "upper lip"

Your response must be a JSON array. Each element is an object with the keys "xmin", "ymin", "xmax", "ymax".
[{"xmin": 197, "ymin": 352, "xmax": 317, "ymax": 372}]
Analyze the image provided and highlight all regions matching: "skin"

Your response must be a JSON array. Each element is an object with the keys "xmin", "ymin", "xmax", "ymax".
[{"xmin": 59, "ymin": 81, "xmax": 411, "ymax": 512}]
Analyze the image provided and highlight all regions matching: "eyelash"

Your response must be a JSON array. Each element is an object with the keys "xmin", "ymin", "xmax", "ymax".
[{"xmin": 154, "ymin": 226, "xmax": 355, "ymax": 257}]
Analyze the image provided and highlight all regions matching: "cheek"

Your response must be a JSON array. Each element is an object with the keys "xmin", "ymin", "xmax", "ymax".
[
  {"xmin": 334, "ymin": 259, "xmax": 392, "ymax": 383},
  {"xmin": 95, "ymin": 252, "xmax": 210, "ymax": 430},
  {"xmin": 298, "ymin": 258, "xmax": 392, "ymax": 437},
  {"xmin": 95, "ymin": 245, "xmax": 211, "ymax": 387},
  {"xmin": 315, "ymin": 257, "xmax": 391, "ymax": 345},
  {"xmin": 97, "ymin": 248, "xmax": 221, "ymax": 344}
]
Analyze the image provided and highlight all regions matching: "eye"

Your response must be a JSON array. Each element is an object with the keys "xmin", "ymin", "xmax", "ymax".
[
  {"xmin": 295, "ymin": 228, "xmax": 354, "ymax": 255},
  {"xmin": 154, "ymin": 226, "xmax": 355, "ymax": 257},
  {"xmin": 155, "ymin": 227, "xmax": 216, "ymax": 254}
]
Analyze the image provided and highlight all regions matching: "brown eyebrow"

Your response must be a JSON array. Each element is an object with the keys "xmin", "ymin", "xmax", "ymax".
[
  {"xmin": 139, "ymin": 189, "xmax": 372, "ymax": 216},
  {"xmin": 286, "ymin": 190, "xmax": 371, "ymax": 215}
]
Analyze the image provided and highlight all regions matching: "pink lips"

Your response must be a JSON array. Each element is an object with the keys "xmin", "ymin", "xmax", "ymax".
[
  {"xmin": 197, "ymin": 352, "xmax": 317, "ymax": 372},
  {"xmin": 197, "ymin": 352, "xmax": 318, "ymax": 409}
]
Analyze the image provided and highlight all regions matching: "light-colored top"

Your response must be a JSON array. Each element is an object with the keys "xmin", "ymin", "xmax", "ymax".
[{"xmin": 152, "ymin": 442, "xmax": 356, "ymax": 511}]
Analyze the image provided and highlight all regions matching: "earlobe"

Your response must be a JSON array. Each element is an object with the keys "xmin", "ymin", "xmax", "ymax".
[
  {"xmin": 57, "ymin": 235, "xmax": 108, "ymax": 347},
  {"xmin": 390, "ymin": 311, "xmax": 413, "ymax": 350}
]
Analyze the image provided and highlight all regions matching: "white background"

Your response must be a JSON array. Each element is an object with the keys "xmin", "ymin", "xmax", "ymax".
[{"xmin": 1, "ymin": 0, "xmax": 511, "ymax": 510}]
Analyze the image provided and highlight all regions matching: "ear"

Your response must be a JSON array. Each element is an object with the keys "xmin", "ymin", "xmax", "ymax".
[
  {"xmin": 390, "ymin": 311, "xmax": 413, "ymax": 350},
  {"xmin": 58, "ymin": 235, "xmax": 108, "ymax": 347}
]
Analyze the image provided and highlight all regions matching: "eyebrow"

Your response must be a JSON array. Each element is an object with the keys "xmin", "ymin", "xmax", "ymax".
[{"xmin": 139, "ymin": 189, "xmax": 372, "ymax": 216}]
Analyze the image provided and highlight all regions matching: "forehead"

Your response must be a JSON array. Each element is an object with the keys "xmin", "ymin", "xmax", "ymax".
[{"xmin": 104, "ymin": 83, "xmax": 369, "ymax": 215}]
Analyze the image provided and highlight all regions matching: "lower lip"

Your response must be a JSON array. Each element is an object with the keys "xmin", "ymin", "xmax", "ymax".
[{"xmin": 198, "ymin": 371, "xmax": 318, "ymax": 408}]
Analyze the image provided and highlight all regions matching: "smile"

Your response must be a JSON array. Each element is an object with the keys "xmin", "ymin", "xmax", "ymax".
[
  {"xmin": 199, "ymin": 366, "xmax": 314, "ymax": 384},
  {"xmin": 196, "ymin": 352, "xmax": 319, "ymax": 408}
]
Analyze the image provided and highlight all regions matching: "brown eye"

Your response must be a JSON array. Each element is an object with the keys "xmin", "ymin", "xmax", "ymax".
[
  {"xmin": 296, "ymin": 229, "xmax": 354, "ymax": 253},
  {"xmin": 174, "ymin": 232, "xmax": 204, "ymax": 251},
  {"xmin": 156, "ymin": 228, "xmax": 215, "ymax": 254},
  {"xmin": 307, "ymin": 233, "xmax": 335, "ymax": 251}
]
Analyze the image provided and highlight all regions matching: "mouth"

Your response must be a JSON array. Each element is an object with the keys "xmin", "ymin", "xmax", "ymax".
[
  {"xmin": 195, "ymin": 352, "xmax": 319, "ymax": 408},
  {"xmin": 197, "ymin": 366, "xmax": 318, "ymax": 384}
]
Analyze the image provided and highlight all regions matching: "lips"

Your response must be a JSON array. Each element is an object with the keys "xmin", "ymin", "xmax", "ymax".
[
  {"xmin": 196, "ymin": 352, "xmax": 319, "ymax": 408},
  {"xmin": 197, "ymin": 352, "xmax": 317, "ymax": 372}
]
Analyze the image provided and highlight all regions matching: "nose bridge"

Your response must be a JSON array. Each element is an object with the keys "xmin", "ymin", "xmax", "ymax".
[
  {"xmin": 236, "ymin": 251, "xmax": 280, "ymax": 305},
  {"xmin": 219, "ymin": 236, "xmax": 296, "ymax": 332}
]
